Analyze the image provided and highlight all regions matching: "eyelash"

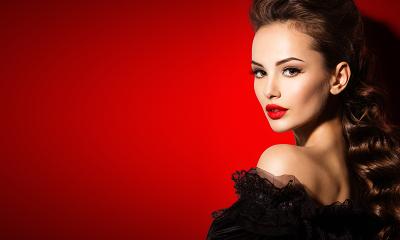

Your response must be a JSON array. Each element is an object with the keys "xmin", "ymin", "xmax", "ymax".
[
  {"xmin": 250, "ymin": 67, "xmax": 302, "ymax": 79},
  {"xmin": 249, "ymin": 69, "xmax": 266, "ymax": 78}
]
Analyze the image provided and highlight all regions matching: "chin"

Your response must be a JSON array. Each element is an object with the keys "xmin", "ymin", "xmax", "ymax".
[
  {"xmin": 271, "ymin": 127, "xmax": 291, "ymax": 133},
  {"xmin": 268, "ymin": 122, "xmax": 292, "ymax": 133}
]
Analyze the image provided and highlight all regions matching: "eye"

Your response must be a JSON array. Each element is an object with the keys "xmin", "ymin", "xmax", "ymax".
[
  {"xmin": 251, "ymin": 69, "xmax": 267, "ymax": 79},
  {"xmin": 283, "ymin": 67, "xmax": 301, "ymax": 77}
]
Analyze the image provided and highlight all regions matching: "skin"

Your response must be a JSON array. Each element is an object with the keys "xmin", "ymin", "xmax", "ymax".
[{"xmin": 251, "ymin": 21, "xmax": 352, "ymax": 205}]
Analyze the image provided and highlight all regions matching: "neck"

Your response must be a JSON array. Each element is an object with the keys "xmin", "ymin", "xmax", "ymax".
[
  {"xmin": 293, "ymin": 95, "xmax": 346, "ymax": 151},
  {"xmin": 293, "ymin": 114, "xmax": 345, "ymax": 152}
]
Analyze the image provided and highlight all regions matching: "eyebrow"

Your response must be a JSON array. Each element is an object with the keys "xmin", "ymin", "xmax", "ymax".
[{"xmin": 251, "ymin": 57, "xmax": 305, "ymax": 67}]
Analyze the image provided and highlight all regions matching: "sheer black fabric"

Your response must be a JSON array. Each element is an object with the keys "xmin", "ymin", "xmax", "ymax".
[{"xmin": 207, "ymin": 167, "xmax": 385, "ymax": 240}]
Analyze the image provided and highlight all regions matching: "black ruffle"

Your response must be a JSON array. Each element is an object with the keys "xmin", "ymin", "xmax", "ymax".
[{"xmin": 207, "ymin": 168, "xmax": 385, "ymax": 240}]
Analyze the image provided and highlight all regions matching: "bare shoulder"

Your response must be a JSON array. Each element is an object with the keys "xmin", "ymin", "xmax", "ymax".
[{"xmin": 256, "ymin": 144, "xmax": 321, "ymax": 194}]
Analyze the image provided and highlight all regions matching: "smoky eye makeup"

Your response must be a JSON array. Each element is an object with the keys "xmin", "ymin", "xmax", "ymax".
[
  {"xmin": 282, "ymin": 66, "xmax": 302, "ymax": 77},
  {"xmin": 249, "ymin": 60, "xmax": 304, "ymax": 79},
  {"xmin": 250, "ymin": 68, "xmax": 267, "ymax": 78}
]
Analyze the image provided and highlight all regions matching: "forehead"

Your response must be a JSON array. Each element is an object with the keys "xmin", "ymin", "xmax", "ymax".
[{"xmin": 252, "ymin": 22, "xmax": 319, "ymax": 63}]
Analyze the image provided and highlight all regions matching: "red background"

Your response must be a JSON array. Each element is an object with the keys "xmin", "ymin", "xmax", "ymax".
[{"xmin": 1, "ymin": 1, "xmax": 399, "ymax": 239}]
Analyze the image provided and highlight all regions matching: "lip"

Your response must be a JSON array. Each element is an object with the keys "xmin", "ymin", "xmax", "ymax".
[{"xmin": 265, "ymin": 104, "xmax": 288, "ymax": 120}]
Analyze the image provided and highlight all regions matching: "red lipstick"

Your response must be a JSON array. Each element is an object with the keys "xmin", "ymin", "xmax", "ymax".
[{"xmin": 265, "ymin": 104, "xmax": 288, "ymax": 120}]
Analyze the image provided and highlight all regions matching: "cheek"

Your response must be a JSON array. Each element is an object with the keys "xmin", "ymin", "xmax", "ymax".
[
  {"xmin": 254, "ymin": 81, "xmax": 264, "ymax": 104},
  {"xmin": 287, "ymin": 78, "xmax": 328, "ymax": 113}
]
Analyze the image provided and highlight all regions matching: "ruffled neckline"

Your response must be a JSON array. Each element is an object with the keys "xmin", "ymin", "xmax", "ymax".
[
  {"xmin": 208, "ymin": 167, "xmax": 385, "ymax": 239},
  {"xmin": 252, "ymin": 166, "xmax": 351, "ymax": 207}
]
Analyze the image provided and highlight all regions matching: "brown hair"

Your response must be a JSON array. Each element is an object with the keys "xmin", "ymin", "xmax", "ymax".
[{"xmin": 249, "ymin": 0, "xmax": 400, "ymax": 239}]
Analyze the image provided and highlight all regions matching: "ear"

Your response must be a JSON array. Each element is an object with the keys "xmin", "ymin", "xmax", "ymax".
[{"xmin": 329, "ymin": 61, "xmax": 351, "ymax": 95}]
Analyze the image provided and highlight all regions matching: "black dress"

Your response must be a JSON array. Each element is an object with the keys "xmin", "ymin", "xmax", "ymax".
[{"xmin": 207, "ymin": 167, "xmax": 385, "ymax": 240}]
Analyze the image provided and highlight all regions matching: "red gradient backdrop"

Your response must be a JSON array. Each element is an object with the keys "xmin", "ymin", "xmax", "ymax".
[{"xmin": 1, "ymin": 1, "xmax": 399, "ymax": 239}]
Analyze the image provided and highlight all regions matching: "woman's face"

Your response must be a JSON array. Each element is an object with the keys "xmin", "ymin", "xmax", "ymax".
[{"xmin": 252, "ymin": 21, "xmax": 332, "ymax": 133}]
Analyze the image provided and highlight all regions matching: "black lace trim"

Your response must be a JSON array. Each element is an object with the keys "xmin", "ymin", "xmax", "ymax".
[{"xmin": 207, "ymin": 168, "xmax": 385, "ymax": 240}]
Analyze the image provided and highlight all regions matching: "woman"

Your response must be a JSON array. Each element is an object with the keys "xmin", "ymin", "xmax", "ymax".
[{"xmin": 207, "ymin": 0, "xmax": 400, "ymax": 239}]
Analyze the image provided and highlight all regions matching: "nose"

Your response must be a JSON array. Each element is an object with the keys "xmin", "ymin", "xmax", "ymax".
[{"xmin": 263, "ymin": 77, "xmax": 280, "ymax": 99}]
